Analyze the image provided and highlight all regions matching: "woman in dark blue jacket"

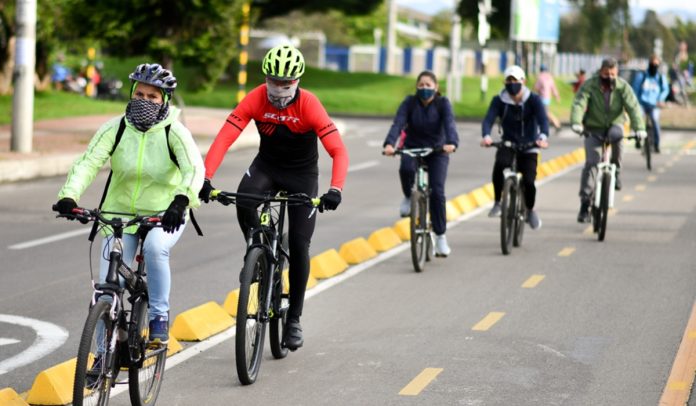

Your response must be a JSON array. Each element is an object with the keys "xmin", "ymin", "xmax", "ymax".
[
  {"xmin": 480, "ymin": 65, "xmax": 549, "ymax": 230},
  {"xmin": 383, "ymin": 70, "xmax": 459, "ymax": 257}
]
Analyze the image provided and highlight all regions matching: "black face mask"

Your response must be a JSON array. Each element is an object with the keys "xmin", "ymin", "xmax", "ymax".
[
  {"xmin": 648, "ymin": 64, "xmax": 658, "ymax": 76},
  {"xmin": 505, "ymin": 82, "xmax": 522, "ymax": 96},
  {"xmin": 600, "ymin": 76, "xmax": 615, "ymax": 89}
]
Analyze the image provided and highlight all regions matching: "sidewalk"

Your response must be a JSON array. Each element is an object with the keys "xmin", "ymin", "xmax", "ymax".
[{"xmin": 0, "ymin": 107, "xmax": 261, "ymax": 184}]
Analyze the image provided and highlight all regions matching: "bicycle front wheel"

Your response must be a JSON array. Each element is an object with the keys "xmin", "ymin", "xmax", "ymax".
[
  {"xmin": 409, "ymin": 190, "xmax": 428, "ymax": 272},
  {"xmin": 236, "ymin": 247, "xmax": 268, "ymax": 385},
  {"xmin": 128, "ymin": 298, "xmax": 167, "ymax": 406},
  {"xmin": 73, "ymin": 300, "xmax": 115, "ymax": 406},
  {"xmin": 598, "ymin": 171, "xmax": 611, "ymax": 241},
  {"xmin": 513, "ymin": 185, "xmax": 526, "ymax": 247},
  {"xmin": 500, "ymin": 178, "xmax": 515, "ymax": 255},
  {"xmin": 269, "ymin": 234, "xmax": 289, "ymax": 360}
]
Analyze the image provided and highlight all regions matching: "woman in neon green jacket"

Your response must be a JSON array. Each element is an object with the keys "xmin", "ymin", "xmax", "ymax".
[{"xmin": 53, "ymin": 63, "xmax": 204, "ymax": 343}]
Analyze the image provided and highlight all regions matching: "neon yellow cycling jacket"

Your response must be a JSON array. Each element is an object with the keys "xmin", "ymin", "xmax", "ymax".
[{"xmin": 58, "ymin": 106, "xmax": 204, "ymax": 219}]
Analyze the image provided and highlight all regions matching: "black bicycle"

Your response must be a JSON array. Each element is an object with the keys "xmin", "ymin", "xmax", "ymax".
[
  {"xmin": 210, "ymin": 190, "xmax": 320, "ymax": 385},
  {"xmin": 54, "ymin": 207, "xmax": 167, "ymax": 406},
  {"xmin": 393, "ymin": 148, "xmax": 440, "ymax": 272},
  {"xmin": 490, "ymin": 141, "xmax": 537, "ymax": 255}
]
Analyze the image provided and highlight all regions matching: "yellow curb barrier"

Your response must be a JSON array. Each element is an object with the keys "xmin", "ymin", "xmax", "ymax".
[
  {"xmin": 538, "ymin": 162, "xmax": 553, "ymax": 177},
  {"xmin": 536, "ymin": 163, "xmax": 549, "ymax": 179},
  {"xmin": 482, "ymin": 183, "xmax": 495, "ymax": 199},
  {"xmin": 446, "ymin": 201, "xmax": 461, "ymax": 221},
  {"xmin": 392, "ymin": 218, "xmax": 410, "ymax": 241},
  {"xmin": 469, "ymin": 187, "xmax": 491, "ymax": 207},
  {"xmin": 550, "ymin": 157, "xmax": 566, "ymax": 170},
  {"xmin": 223, "ymin": 288, "xmax": 241, "ymax": 317},
  {"xmin": 167, "ymin": 336, "xmax": 184, "ymax": 357},
  {"xmin": 453, "ymin": 193, "xmax": 476, "ymax": 214},
  {"xmin": 171, "ymin": 301, "xmax": 234, "ymax": 341},
  {"xmin": 0, "ymin": 388, "xmax": 28, "ymax": 406},
  {"xmin": 26, "ymin": 358, "xmax": 76, "ymax": 405},
  {"xmin": 338, "ymin": 238, "xmax": 377, "ymax": 265},
  {"xmin": 561, "ymin": 153, "xmax": 577, "ymax": 166},
  {"xmin": 310, "ymin": 249, "xmax": 348, "ymax": 279},
  {"xmin": 306, "ymin": 271, "xmax": 318, "ymax": 289},
  {"xmin": 367, "ymin": 227, "xmax": 402, "ymax": 252},
  {"xmin": 571, "ymin": 148, "xmax": 585, "ymax": 163},
  {"xmin": 546, "ymin": 158, "xmax": 561, "ymax": 173}
]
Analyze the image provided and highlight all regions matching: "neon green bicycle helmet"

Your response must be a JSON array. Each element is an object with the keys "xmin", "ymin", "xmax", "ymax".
[{"xmin": 262, "ymin": 45, "xmax": 305, "ymax": 80}]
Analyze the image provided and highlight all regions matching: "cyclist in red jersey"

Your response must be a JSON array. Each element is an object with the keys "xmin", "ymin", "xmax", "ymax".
[{"xmin": 199, "ymin": 45, "xmax": 349, "ymax": 351}]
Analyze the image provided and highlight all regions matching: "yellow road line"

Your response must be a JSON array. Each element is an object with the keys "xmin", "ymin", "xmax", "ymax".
[
  {"xmin": 659, "ymin": 301, "xmax": 696, "ymax": 405},
  {"xmin": 658, "ymin": 167, "xmax": 666, "ymax": 174},
  {"xmin": 472, "ymin": 312, "xmax": 505, "ymax": 331},
  {"xmin": 647, "ymin": 175, "xmax": 657, "ymax": 182},
  {"xmin": 623, "ymin": 195, "xmax": 635, "ymax": 202},
  {"xmin": 635, "ymin": 184, "xmax": 646, "ymax": 192},
  {"xmin": 521, "ymin": 274, "xmax": 545, "ymax": 288},
  {"xmin": 583, "ymin": 225, "xmax": 593, "ymax": 235},
  {"xmin": 399, "ymin": 368, "xmax": 444, "ymax": 396},
  {"xmin": 558, "ymin": 247, "xmax": 576, "ymax": 257}
]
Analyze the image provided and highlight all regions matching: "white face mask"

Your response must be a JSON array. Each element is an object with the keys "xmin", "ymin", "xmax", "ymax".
[{"xmin": 266, "ymin": 79, "xmax": 299, "ymax": 109}]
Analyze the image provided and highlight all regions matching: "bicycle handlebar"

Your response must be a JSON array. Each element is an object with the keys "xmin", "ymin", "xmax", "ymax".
[
  {"xmin": 53, "ymin": 206, "xmax": 162, "ymax": 229},
  {"xmin": 389, "ymin": 146, "xmax": 445, "ymax": 157},
  {"xmin": 210, "ymin": 190, "xmax": 321, "ymax": 208},
  {"xmin": 490, "ymin": 140, "xmax": 539, "ymax": 151}
]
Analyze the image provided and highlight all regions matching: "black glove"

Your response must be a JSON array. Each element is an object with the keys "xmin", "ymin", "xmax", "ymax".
[
  {"xmin": 54, "ymin": 198, "xmax": 77, "ymax": 216},
  {"xmin": 319, "ymin": 188, "xmax": 342, "ymax": 213},
  {"xmin": 162, "ymin": 195, "xmax": 188, "ymax": 233},
  {"xmin": 198, "ymin": 179, "xmax": 214, "ymax": 203}
]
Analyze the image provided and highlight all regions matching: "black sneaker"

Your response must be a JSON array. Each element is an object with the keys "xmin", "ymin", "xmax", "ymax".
[
  {"xmin": 654, "ymin": 145, "xmax": 660, "ymax": 154},
  {"xmin": 282, "ymin": 318, "xmax": 303, "ymax": 351},
  {"xmin": 635, "ymin": 139, "xmax": 641, "ymax": 149},
  {"xmin": 614, "ymin": 174, "xmax": 622, "ymax": 191},
  {"xmin": 577, "ymin": 203, "xmax": 591, "ymax": 223}
]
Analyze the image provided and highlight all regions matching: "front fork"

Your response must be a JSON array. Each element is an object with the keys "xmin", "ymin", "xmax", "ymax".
[{"xmin": 594, "ymin": 162, "xmax": 616, "ymax": 208}]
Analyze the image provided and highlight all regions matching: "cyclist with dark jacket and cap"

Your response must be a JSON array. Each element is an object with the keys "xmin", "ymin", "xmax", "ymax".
[
  {"xmin": 53, "ymin": 63, "xmax": 205, "ymax": 344},
  {"xmin": 199, "ymin": 45, "xmax": 349, "ymax": 351},
  {"xmin": 570, "ymin": 57, "xmax": 646, "ymax": 223},
  {"xmin": 481, "ymin": 65, "xmax": 549, "ymax": 230}
]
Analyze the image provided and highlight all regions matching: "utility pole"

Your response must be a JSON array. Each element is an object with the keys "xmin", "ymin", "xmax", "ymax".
[
  {"xmin": 447, "ymin": 2, "xmax": 462, "ymax": 102},
  {"xmin": 478, "ymin": 0, "xmax": 492, "ymax": 101},
  {"xmin": 11, "ymin": 0, "xmax": 37, "ymax": 153},
  {"xmin": 386, "ymin": 0, "xmax": 397, "ymax": 74}
]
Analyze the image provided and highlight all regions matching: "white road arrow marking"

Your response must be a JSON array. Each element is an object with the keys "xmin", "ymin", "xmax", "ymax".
[
  {"xmin": 0, "ymin": 338, "xmax": 21, "ymax": 346},
  {"xmin": 0, "ymin": 315, "xmax": 68, "ymax": 375}
]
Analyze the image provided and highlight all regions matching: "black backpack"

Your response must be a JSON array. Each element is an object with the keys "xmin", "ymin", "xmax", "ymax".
[{"xmin": 88, "ymin": 117, "xmax": 202, "ymax": 241}]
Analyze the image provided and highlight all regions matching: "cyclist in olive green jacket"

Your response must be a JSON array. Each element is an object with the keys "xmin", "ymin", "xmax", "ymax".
[
  {"xmin": 53, "ymin": 63, "xmax": 205, "ymax": 343},
  {"xmin": 570, "ymin": 57, "xmax": 646, "ymax": 223}
]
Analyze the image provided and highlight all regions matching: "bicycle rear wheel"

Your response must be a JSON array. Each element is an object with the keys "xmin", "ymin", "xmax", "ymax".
[
  {"xmin": 236, "ymin": 247, "xmax": 267, "ymax": 385},
  {"xmin": 128, "ymin": 298, "xmax": 167, "ymax": 406},
  {"xmin": 598, "ymin": 172, "xmax": 611, "ymax": 241},
  {"xmin": 73, "ymin": 300, "xmax": 115, "ymax": 406},
  {"xmin": 513, "ymin": 184, "xmax": 526, "ymax": 247},
  {"xmin": 409, "ymin": 190, "xmax": 428, "ymax": 272},
  {"xmin": 269, "ymin": 234, "xmax": 289, "ymax": 360},
  {"xmin": 500, "ymin": 178, "xmax": 515, "ymax": 255}
]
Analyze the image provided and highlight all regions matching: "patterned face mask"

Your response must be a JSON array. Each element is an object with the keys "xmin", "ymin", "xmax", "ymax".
[
  {"xmin": 266, "ymin": 79, "xmax": 299, "ymax": 109},
  {"xmin": 125, "ymin": 98, "xmax": 169, "ymax": 131}
]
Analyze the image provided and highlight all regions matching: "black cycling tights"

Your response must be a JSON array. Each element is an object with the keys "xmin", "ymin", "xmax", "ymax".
[
  {"xmin": 492, "ymin": 149, "xmax": 538, "ymax": 210},
  {"xmin": 236, "ymin": 160, "xmax": 318, "ymax": 321}
]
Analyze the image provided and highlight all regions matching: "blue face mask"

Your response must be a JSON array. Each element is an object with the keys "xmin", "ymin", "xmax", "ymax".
[
  {"xmin": 416, "ymin": 88, "xmax": 436, "ymax": 100},
  {"xmin": 505, "ymin": 82, "xmax": 522, "ymax": 96}
]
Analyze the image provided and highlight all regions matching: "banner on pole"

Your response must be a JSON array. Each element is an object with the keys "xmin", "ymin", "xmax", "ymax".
[{"xmin": 510, "ymin": 0, "xmax": 560, "ymax": 43}]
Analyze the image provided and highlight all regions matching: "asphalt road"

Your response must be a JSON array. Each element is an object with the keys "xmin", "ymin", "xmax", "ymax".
[{"xmin": 1, "ymin": 119, "xmax": 695, "ymax": 405}]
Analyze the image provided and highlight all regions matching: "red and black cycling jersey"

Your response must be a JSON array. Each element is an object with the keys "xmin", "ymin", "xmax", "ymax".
[{"xmin": 204, "ymin": 84, "xmax": 348, "ymax": 190}]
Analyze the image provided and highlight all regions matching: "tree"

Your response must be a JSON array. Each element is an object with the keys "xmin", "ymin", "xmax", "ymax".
[
  {"xmin": 252, "ymin": 0, "xmax": 381, "ymax": 21},
  {"xmin": 456, "ymin": 0, "xmax": 510, "ymax": 41}
]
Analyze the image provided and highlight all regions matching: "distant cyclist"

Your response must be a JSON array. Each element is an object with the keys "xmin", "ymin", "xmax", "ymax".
[
  {"xmin": 570, "ymin": 57, "xmax": 646, "ymax": 223},
  {"xmin": 533, "ymin": 64, "xmax": 561, "ymax": 132},
  {"xmin": 382, "ymin": 70, "xmax": 459, "ymax": 257},
  {"xmin": 632, "ymin": 54, "xmax": 669, "ymax": 153},
  {"xmin": 199, "ymin": 45, "xmax": 349, "ymax": 351},
  {"xmin": 53, "ymin": 63, "xmax": 205, "ymax": 344},
  {"xmin": 481, "ymin": 65, "xmax": 549, "ymax": 230}
]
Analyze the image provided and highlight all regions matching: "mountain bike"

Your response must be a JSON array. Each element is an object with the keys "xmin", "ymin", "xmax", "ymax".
[
  {"xmin": 588, "ymin": 136, "xmax": 616, "ymax": 242},
  {"xmin": 210, "ymin": 190, "xmax": 320, "ymax": 385},
  {"xmin": 54, "ymin": 207, "xmax": 167, "ymax": 406},
  {"xmin": 490, "ymin": 141, "xmax": 537, "ymax": 255},
  {"xmin": 393, "ymin": 148, "xmax": 439, "ymax": 272},
  {"xmin": 635, "ymin": 114, "xmax": 653, "ymax": 170}
]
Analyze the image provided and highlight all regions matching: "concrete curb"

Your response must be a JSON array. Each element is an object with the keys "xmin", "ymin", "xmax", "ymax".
[
  {"xmin": 25, "ymin": 358, "xmax": 76, "ymax": 405},
  {"xmin": 310, "ymin": 249, "xmax": 349, "ymax": 279},
  {"xmin": 0, "ymin": 388, "xmax": 28, "ymax": 406},
  {"xmin": 367, "ymin": 227, "xmax": 402, "ymax": 252},
  {"xmin": 170, "ymin": 301, "xmax": 234, "ymax": 342},
  {"xmin": 338, "ymin": 238, "xmax": 378, "ymax": 265}
]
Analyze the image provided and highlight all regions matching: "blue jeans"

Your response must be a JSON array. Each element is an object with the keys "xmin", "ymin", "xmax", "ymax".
[
  {"xmin": 642, "ymin": 105, "xmax": 661, "ymax": 148},
  {"xmin": 99, "ymin": 224, "xmax": 185, "ymax": 320}
]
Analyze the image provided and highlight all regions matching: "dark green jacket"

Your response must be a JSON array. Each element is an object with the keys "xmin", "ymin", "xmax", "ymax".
[{"xmin": 570, "ymin": 75, "xmax": 645, "ymax": 132}]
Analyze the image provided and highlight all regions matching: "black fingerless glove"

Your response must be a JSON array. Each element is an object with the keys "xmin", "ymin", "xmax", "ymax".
[
  {"xmin": 54, "ymin": 198, "xmax": 77, "ymax": 215},
  {"xmin": 162, "ymin": 195, "xmax": 189, "ymax": 233},
  {"xmin": 199, "ymin": 179, "xmax": 214, "ymax": 203},
  {"xmin": 319, "ymin": 188, "xmax": 342, "ymax": 213}
]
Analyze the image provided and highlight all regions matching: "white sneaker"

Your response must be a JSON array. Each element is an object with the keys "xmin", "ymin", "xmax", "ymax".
[
  {"xmin": 488, "ymin": 203, "xmax": 501, "ymax": 218},
  {"xmin": 434, "ymin": 234, "xmax": 451, "ymax": 257},
  {"xmin": 399, "ymin": 197, "xmax": 410, "ymax": 217}
]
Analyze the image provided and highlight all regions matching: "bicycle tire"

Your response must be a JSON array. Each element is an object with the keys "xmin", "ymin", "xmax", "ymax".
[
  {"xmin": 73, "ymin": 300, "xmax": 115, "ymax": 406},
  {"xmin": 500, "ymin": 178, "xmax": 515, "ymax": 255},
  {"xmin": 513, "ymin": 183, "xmax": 526, "ymax": 247},
  {"xmin": 128, "ymin": 297, "xmax": 167, "ymax": 406},
  {"xmin": 409, "ymin": 190, "xmax": 428, "ymax": 272},
  {"xmin": 236, "ymin": 247, "xmax": 267, "ymax": 385},
  {"xmin": 644, "ymin": 128, "xmax": 653, "ymax": 171},
  {"xmin": 598, "ymin": 171, "xmax": 611, "ymax": 241},
  {"xmin": 270, "ymin": 234, "xmax": 289, "ymax": 359}
]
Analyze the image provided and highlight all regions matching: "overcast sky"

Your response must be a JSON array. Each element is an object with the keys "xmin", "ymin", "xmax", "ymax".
[{"xmin": 398, "ymin": 0, "xmax": 696, "ymax": 17}]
